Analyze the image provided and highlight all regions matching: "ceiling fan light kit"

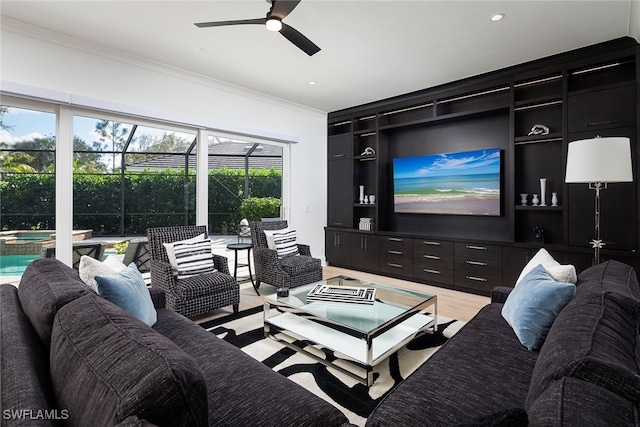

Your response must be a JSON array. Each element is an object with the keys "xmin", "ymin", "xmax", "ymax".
[{"xmin": 194, "ymin": 0, "xmax": 320, "ymax": 56}]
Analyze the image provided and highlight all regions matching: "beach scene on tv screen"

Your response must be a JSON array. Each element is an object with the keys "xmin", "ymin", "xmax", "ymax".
[{"xmin": 393, "ymin": 148, "xmax": 501, "ymax": 216}]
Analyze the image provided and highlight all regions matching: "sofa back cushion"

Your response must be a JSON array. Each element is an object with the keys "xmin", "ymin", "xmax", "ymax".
[
  {"xmin": 526, "ymin": 291, "xmax": 640, "ymax": 408},
  {"xmin": 50, "ymin": 293, "xmax": 207, "ymax": 427},
  {"xmin": 575, "ymin": 260, "xmax": 640, "ymax": 301},
  {"xmin": 18, "ymin": 259, "xmax": 92, "ymax": 350}
]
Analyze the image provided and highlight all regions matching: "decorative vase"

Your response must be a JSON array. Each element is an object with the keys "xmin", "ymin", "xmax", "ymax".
[
  {"xmin": 551, "ymin": 192, "xmax": 558, "ymax": 207},
  {"xmin": 539, "ymin": 178, "xmax": 547, "ymax": 206},
  {"xmin": 369, "ymin": 195, "xmax": 376, "ymax": 204},
  {"xmin": 532, "ymin": 194, "xmax": 540, "ymax": 206},
  {"xmin": 359, "ymin": 185, "xmax": 365, "ymax": 204},
  {"xmin": 520, "ymin": 193, "xmax": 528, "ymax": 206},
  {"xmin": 363, "ymin": 195, "xmax": 369, "ymax": 204}
]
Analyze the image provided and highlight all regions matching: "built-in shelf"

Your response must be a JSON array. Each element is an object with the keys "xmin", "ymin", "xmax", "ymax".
[{"xmin": 515, "ymin": 205, "xmax": 563, "ymax": 211}]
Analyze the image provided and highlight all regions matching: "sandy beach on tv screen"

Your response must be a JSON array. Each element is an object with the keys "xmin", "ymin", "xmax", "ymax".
[{"xmin": 394, "ymin": 194, "xmax": 500, "ymax": 216}]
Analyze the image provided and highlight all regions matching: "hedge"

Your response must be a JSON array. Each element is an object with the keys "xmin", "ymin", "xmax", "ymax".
[{"xmin": 0, "ymin": 167, "xmax": 281, "ymax": 235}]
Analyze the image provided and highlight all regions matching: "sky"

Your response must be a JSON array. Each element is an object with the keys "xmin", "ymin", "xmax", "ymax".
[{"xmin": 393, "ymin": 148, "xmax": 501, "ymax": 179}]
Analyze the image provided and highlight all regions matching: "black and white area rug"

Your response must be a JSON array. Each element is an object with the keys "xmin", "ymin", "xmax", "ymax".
[{"xmin": 200, "ymin": 306, "xmax": 465, "ymax": 426}]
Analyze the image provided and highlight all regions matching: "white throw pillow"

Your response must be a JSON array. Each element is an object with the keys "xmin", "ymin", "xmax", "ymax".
[
  {"xmin": 515, "ymin": 248, "xmax": 577, "ymax": 286},
  {"xmin": 79, "ymin": 255, "xmax": 125, "ymax": 291},
  {"xmin": 163, "ymin": 233, "xmax": 206, "ymax": 270},
  {"xmin": 263, "ymin": 227, "xmax": 290, "ymax": 250}
]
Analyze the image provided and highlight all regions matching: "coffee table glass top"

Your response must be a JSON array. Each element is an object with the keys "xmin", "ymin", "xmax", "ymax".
[{"xmin": 265, "ymin": 275, "xmax": 436, "ymax": 334}]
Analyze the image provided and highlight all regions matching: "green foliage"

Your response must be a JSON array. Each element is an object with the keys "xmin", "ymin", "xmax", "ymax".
[
  {"xmin": 1, "ymin": 168, "xmax": 281, "ymax": 236},
  {"xmin": 240, "ymin": 197, "xmax": 282, "ymax": 222},
  {"xmin": 114, "ymin": 242, "xmax": 128, "ymax": 254}
]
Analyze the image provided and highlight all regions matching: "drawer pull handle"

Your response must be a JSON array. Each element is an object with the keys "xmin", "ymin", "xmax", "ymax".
[
  {"xmin": 388, "ymin": 237, "xmax": 403, "ymax": 242},
  {"xmin": 587, "ymin": 120, "xmax": 615, "ymax": 127},
  {"xmin": 332, "ymin": 222, "xmax": 344, "ymax": 226},
  {"xmin": 424, "ymin": 255, "xmax": 441, "ymax": 260},
  {"xmin": 423, "ymin": 269, "xmax": 441, "ymax": 274},
  {"xmin": 466, "ymin": 245, "xmax": 487, "ymax": 250},
  {"xmin": 332, "ymin": 153, "xmax": 346, "ymax": 158},
  {"xmin": 422, "ymin": 241, "xmax": 441, "ymax": 246},
  {"xmin": 388, "ymin": 250, "xmax": 403, "ymax": 255},
  {"xmin": 388, "ymin": 263, "xmax": 403, "ymax": 268},
  {"xmin": 466, "ymin": 260, "xmax": 487, "ymax": 266},
  {"xmin": 466, "ymin": 275, "xmax": 487, "ymax": 282}
]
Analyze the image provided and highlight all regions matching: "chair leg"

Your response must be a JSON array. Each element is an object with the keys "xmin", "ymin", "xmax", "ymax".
[
  {"xmin": 233, "ymin": 303, "xmax": 239, "ymax": 313},
  {"xmin": 252, "ymin": 279, "xmax": 261, "ymax": 296}
]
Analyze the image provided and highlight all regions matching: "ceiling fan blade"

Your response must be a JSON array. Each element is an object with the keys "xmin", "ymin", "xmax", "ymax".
[
  {"xmin": 280, "ymin": 22, "xmax": 320, "ymax": 56},
  {"xmin": 269, "ymin": 0, "xmax": 302, "ymax": 20},
  {"xmin": 194, "ymin": 18, "xmax": 266, "ymax": 28}
]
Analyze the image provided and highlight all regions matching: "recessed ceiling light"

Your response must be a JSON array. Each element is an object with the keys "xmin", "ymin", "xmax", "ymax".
[
  {"xmin": 490, "ymin": 13, "xmax": 505, "ymax": 22},
  {"xmin": 309, "ymin": 81, "xmax": 317, "ymax": 85}
]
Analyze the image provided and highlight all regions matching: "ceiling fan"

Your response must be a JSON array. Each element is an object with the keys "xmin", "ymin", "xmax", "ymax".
[{"xmin": 194, "ymin": 0, "xmax": 320, "ymax": 56}]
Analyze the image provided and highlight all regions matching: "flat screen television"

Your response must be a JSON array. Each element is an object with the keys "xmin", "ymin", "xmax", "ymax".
[{"xmin": 393, "ymin": 147, "xmax": 501, "ymax": 216}]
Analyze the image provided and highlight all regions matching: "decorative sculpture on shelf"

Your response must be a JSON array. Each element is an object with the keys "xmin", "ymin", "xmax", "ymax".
[
  {"xmin": 528, "ymin": 124, "xmax": 550, "ymax": 136},
  {"xmin": 360, "ymin": 147, "xmax": 376, "ymax": 156}
]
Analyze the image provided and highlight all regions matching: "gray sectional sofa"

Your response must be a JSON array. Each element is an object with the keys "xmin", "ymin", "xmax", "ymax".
[
  {"xmin": 366, "ymin": 260, "xmax": 640, "ymax": 426},
  {"xmin": 1, "ymin": 259, "xmax": 348, "ymax": 426}
]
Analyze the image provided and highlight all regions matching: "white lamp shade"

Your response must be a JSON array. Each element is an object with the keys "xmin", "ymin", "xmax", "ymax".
[{"xmin": 565, "ymin": 137, "xmax": 633, "ymax": 183}]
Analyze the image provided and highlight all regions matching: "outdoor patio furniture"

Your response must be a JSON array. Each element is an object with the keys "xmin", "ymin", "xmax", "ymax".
[
  {"xmin": 147, "ymin": 225, "xmax": 239, "ymax": 318},
  {"xmin": 40, "ymin": 241, "xmax": 106, "ymax": 270},
  {"xmin": 122, "ymin": 237, "xmax": 150, "ymax": 273},
  {"xmin": 249, "ymin": 220, "xmax": 322, "ymax": 291}
]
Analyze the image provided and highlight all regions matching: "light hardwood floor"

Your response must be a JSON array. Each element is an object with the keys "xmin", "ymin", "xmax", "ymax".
[{"xmin": 193, "ymin": 265, "xmax": 491, "ymax": 324}]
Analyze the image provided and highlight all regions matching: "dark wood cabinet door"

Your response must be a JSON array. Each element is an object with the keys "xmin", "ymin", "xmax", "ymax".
[
  {"xmin": 568, "ymin": 85, "xmax": 635, "ymax": 133},
  {"xmin": 351, "ymin": 234, "xmax": 380, "ymax": 271},
  {"xmin": 327, "ymin": 158, "xmax": 353, "ymax": 228},
  {"xmin": 325, "ymin": 230, "xmax": 351, "ymax": 266}
]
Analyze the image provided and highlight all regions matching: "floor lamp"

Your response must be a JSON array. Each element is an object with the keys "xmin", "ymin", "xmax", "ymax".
[{"xmin": 565, "ymin": 136, "xmax": 633, "ymax": 264}]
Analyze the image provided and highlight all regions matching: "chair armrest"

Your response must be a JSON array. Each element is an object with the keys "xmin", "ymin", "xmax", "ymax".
[
  {"xmin": 491, "ymin": 286, "xmax": 513, "ymax": 304},
  {"xmin": 148, "ymin": 286, "xmax": 166, "ymax": 309},
  {"xmin": 150, "ymin": 259, "xmax": 177, "ymax": 294},
  {"xmin": 296, "ymin": 243, "xmax": 311, "ymax": 256},
  {"xmin": 212, "ymin": 254, "xmax": 231, "ymax": 275},
  {"xmin": 254, "ymin": 246, "xmax": 280, "ymax": 263}
]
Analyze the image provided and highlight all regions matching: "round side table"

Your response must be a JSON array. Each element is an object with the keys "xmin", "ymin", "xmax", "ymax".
[{"xmin": 226, "ymin": 242, "xmax": 258, "ymax": 294}]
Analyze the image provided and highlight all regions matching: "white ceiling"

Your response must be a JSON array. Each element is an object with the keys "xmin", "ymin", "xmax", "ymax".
[{"xmin": 1, "ymin": 1, "xmax": 637, "ymax": 113}]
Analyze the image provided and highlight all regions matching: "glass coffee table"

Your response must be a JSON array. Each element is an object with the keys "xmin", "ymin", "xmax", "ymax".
[{"xmin": 263, "ymin": 275, "xmax": 437, "ymax": 386}]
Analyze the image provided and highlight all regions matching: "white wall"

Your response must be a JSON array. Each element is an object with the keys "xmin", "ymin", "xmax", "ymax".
[{"xmin": 1, "ymin": 23, "xmax": 329, "ymax": 262}]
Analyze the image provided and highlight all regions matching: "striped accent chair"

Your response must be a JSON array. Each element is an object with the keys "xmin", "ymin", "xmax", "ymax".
[
  {"xmin": 147, "ymin": 226, "xmax": 239, "ymax": 318},
  {"xmin": 249, "ymin": 220, "xmax": 322, "ymax": 291}
]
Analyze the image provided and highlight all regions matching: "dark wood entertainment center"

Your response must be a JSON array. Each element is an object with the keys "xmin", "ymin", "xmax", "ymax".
[{"xmin": 325, "ymin": 37, "xmax": 639, "ymax": 296}]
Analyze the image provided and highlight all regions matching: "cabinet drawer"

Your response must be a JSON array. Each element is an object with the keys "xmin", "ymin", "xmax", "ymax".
[
  {"xmin": 454, "ymin": 242, "xmax": 502, "ymax": 261},
  {"xmin": 455, "ymin": 258, "xmax": 503, "ymax": 282},
  {"xmin": 414, "ymin": 252, "xmax": 454, "ymax": 270},
  {"xmin": 454, "ymin": 271, "xmax": 502, "ymax": 293},
  {"xmin": 379, "ymin": 258, "xmax": 414, "ymax": 276},
  {"xmin": 380, "ymin": 236, "xmax": 413, "ymax": 254},
  {"xmin": 568, "ymin": 85, "xmax": 635, "ymax": 132},
  {"xmin": 413, "ymin": 239, "xmax": 453, "ymax": 257},
  {"xmin": 414, "ymin": 265, "xmax": 454, "ymax": 284}
]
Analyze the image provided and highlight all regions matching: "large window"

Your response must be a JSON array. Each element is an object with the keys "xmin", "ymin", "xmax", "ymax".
[
  {"xmin": 0, "ymin": 103, "xmax": 57, "ymax": 278},
  {"xmin": 0, "ymin": 99, "xmax": 285, "ymax": 282}
]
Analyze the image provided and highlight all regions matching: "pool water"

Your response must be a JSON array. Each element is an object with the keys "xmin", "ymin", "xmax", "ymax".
[
  {"xmin": 0, "ymin": 255, "xmax": 39, "ymax": 276},
  {"xmin": 0, "ymin": 249, "xmax": 117, "ymax": 276}
]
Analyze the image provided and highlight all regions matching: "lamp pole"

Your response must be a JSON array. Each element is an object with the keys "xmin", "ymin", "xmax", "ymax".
[{"xmin": 589, "ymin": 181, "xmax": 606, "ymax": 265}]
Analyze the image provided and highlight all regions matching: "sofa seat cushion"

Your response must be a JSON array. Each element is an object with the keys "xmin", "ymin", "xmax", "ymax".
[
  {"xmin": 17, "ymin": 259, "xmax": 92, "ymax": 349},
  {"xmin": 574, "ymin": 260, "xmax": 640, "ymax": 301},
  {"xmin": 279, "ymin": 254, "xmax": 321, "ymax": 276},
  {"xmin": 50, "ymin": 293, "xmax": 207, "ymax": 427},
  {"xmin": 152, "ymin": 308, "xmax": 349, "ymax": 427},
  {"xmin": 526, "ymin": 291, "xmax": 640, "ymax": 408},
  {"xmin": 527, "ymin": 377, "xmax": 638, "ymax": 427},
  {"xmin": 366, "ymin": 304, "xmax": 538, "ymax": 427},
  {"xmin": 175, "ymin": 271, "xmax": 236, "ymax": 299}
]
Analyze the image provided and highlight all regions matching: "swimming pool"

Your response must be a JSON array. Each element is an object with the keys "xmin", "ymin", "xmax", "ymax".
[
  {"xmin": 0, "ymin": 254, "xmax": 39, "ymax": 276},
  {"xmin": 0, "ymin": 249, "xmax": 117, "ymax": 276}
]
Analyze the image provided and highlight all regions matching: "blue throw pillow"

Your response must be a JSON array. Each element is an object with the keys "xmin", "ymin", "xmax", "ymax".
[
  {"xmin": 95, "ymin": 263, "xmax": 157, "ymax": 326},
  {"xmin": 502, "ymin": 264, "xmax": 575, "ymax": 350}
]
